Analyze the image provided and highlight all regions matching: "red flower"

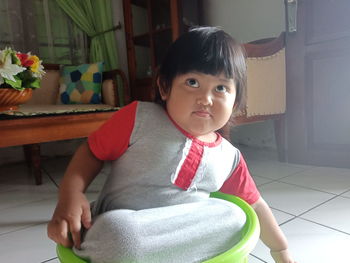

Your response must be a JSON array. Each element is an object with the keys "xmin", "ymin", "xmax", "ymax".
[{"xmin": 16, "ymin": 53, "xmax": 34, "ymax": 67}]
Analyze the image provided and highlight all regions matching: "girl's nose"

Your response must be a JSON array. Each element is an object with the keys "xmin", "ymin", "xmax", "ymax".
[{"xmin": 196, "ymin": 93, "xmax": 213, "ymax": 106}]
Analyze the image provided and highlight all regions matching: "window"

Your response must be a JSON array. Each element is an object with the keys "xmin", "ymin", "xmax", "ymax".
[{"xmin": 0, "ymin": 0, "xmax": 88, "ymax": 65}]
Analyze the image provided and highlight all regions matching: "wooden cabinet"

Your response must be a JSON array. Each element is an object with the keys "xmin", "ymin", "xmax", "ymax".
[{"xmin": 123, "ymin": 0, "xmax": 200, "ymax": 101}]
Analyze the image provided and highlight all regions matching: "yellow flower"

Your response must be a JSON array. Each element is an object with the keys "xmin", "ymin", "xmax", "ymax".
[
  {"xmin": 29, "ymin": 55, "xmax": 40, "ymax": 73},
  {"xmin": 29, "ymin": 55, "xmax": 45, "ymax": 78}
]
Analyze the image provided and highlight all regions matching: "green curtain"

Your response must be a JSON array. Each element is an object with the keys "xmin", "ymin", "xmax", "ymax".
[{"xmin": 55, "ymin": 0, "xmax": 119, "ymax": 71}]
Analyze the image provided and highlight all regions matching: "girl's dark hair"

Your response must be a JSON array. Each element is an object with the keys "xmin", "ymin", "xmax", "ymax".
[{"xmin": 155, "ymin": 26, "xmax": 247, "ymax": 114}]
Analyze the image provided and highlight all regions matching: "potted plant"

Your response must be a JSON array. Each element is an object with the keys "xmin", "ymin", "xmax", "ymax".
[{"xmin": 0, "ymin": 47, "xmax": 45, "ymax": 111}]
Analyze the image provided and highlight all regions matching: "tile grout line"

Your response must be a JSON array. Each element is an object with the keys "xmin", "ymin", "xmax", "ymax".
[
  {"xmin": 41, "ymin": 256, "xmax": 58, "ymax": 263},
  {"xmin": 252, "ymin": 161, "xmax": 350, "ymax": 194},
  {"xmin": 252, "ymin": 165, "xmax": 318, "ymax": 187},
  {"xmin": 268, "ymin": 206, "xmax": 297, "ymax": 218},
  {"xmin": 278, "ymin": 216, "xmax": 298, "ymax": 227},
  {"xmin": 278, "ymin": 214, "xmax": 350, "ymax": 236},
  {"xmin": 0, "ymin": 195, "xmax": 57, "ymax": 213},
  {"xmin": 42, "ymin": 167, "xmax": 59, "ymax": 188},
  {"xmin": 266, "ymin": 206, "xmax": 300, "ymax": 227},
  {"xmin": 341, "ymin": 195, "xmax": 350, "ymax": 200},
  {"xmin": 296, "ymin": 189, "xmax": 350, "ymax": 218},
  {"xmin": 274, "ymin": 180, "xmax": 341, "ymax": 196},
  {"xmin": 298, "ymin": 217, "xmax": 350, "ymax": 236},
  {"xmin": 250, "ymin": 161, "xmax": 315, "ymax": 178},
  {"xmin": 257, "ymin": 174, "xmax": 350, "ymax": 197},
  {"xmin": 250, "ymin": 253, "xmax": 269, "ymax": 263},
  {"xmin": 0, "ymin": 221, "xmax": 48, "ymax": 237},
  {"xmin": 273, "ymin": 190, "xmax": 350, "ymax": 235}
]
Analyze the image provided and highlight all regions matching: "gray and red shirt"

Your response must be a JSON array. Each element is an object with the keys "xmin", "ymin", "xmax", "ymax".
[{"xmin": 88, "ymin": 101, "xmax": 260, "ymax": 216}]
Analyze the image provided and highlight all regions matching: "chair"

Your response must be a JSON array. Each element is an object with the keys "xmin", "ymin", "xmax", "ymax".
[
  {"xmin": 220, "ymin": 33, "xmax": 287, "ymax": 161},
  {"xmin": 56, "ymin": 192, "xmax": 260, "ymax": 263}
]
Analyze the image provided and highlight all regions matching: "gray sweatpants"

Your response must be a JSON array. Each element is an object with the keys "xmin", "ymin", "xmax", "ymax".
[{"xmin": 74, "ymin": 198, "xmax": 246, "ymax": 263}]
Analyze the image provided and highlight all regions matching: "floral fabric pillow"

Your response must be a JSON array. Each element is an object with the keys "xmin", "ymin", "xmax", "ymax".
[{"xmin": 59, "ymin": 62, "xmax": 104, "ymax": 104}]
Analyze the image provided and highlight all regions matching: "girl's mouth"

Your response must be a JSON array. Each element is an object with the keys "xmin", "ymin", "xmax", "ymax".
[{"xmin": 193, "ymin": 110, "xmax": 211, "ymax": 118}]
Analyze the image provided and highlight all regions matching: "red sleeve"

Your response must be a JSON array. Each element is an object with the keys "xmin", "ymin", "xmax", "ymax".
[
  {"xmin": 88, "ymin": 101, "xmax": 138, "ymax": 161},
  {"xmin": 219, "ymin": 153, "xmax": 260, "ymax": 205}
]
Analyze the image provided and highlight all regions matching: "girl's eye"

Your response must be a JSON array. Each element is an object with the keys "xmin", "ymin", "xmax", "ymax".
[
  {"xmin": 186, "ymin": 78, "xmax": 199, "ymax": 88},
  {"xmin": 215, "ymin": 85, "xmax": 228, "ymax": 93}
]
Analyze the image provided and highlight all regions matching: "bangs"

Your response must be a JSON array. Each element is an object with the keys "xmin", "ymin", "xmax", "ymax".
[
  {"xmin": 176, "ymin": 32, "xmax": 235, "ymax": 79},
  {"xmin": 160, "ymin": 27, "xmax": 239, "ymax": 82}
]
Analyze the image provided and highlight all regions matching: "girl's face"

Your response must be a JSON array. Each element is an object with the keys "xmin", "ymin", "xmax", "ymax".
[{"xmin": 160, "ymin": 72, "xmax": 236, "ymax": 142}]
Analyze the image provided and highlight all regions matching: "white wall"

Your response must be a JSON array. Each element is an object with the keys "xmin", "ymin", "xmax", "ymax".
[
  {"xmin": 201, "ymin": 0, "xmax": 285, "ymax": 43},
  {"xmin": 202, "ymin": 0, "xmax": 285, "ymax": 149}
]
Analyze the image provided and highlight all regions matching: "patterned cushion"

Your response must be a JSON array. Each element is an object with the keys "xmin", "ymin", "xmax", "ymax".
[{"xmin": 59, "ymin": 62, "xmax": 104, "ymax": 104}]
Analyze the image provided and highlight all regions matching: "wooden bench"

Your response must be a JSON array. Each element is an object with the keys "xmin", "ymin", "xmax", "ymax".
[{"xmin": 0, "ymin": 64, "xmax": 130, "ymax": 185}]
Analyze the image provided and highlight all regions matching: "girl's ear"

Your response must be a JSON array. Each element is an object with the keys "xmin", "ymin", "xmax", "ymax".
[{"xmin": 157, "ymin": 77, "xmax": 168, "ymax": 100}]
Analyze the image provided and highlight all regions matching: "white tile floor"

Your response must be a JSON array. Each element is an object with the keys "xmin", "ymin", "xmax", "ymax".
[{"xmin": 0, "ymin": 145, "xmax": 350, "ymax": 263}]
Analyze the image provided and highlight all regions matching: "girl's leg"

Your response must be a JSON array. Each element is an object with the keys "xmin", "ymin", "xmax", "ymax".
[{"xmin": 75, "ymin": 198, "xmax": 246, "ymax": 263}]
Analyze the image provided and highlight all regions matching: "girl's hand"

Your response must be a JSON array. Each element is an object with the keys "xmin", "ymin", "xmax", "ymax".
[
  {"xmin": 271, "ymin": 249, "xmax": 297, "ymax": 263},
  {"xmin": 47, "ymin": 192, "xmax": 91, "ymax": 249}
]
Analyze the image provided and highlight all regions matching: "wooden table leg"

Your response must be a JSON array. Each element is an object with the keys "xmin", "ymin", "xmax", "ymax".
[{"xmin": 23, "ymin": 144, "xmax": 42, "ymax": 185}]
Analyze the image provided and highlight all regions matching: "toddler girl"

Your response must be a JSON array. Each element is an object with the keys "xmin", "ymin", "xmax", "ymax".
[{"xmin": 48, "ymin": 27, "xmax": 296, "ymax": 263}]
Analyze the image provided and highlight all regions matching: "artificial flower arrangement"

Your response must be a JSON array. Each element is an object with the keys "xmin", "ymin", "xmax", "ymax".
[{"xmin": 0, "ymin": 47, "xmax": 45, "ymax": 91}]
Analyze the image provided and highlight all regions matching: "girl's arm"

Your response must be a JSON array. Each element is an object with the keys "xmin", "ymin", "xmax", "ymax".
[
  {"xmin": 252, "ymin": 197, "xmax": 296, "ymax": 263},
  {"xmin": 47, "ymin": 141, "xmax": 103, "ymax": 248}
]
